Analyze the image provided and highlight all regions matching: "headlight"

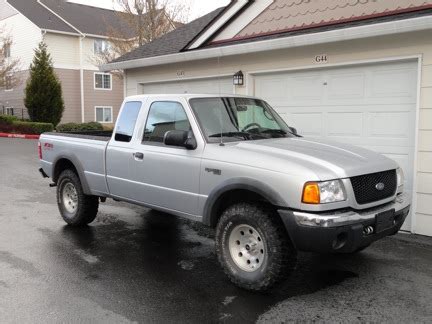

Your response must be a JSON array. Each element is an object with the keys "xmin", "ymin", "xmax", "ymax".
[
  {"xmin": 396, "ymin": 168, "xmax": 404, "ymax": 192},
  {"xmin": 302, "ymin": 180, "xmax": 346, "ymax": 204}
]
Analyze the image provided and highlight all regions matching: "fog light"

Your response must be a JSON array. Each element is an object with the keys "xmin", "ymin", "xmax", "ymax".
[{"xmin": 332, "ymin": 232, "xmax": 347, "ymax": 250}]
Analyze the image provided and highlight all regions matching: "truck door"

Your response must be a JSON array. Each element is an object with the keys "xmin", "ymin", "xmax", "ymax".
[
  {"xmin": 106, "ymin": 101, "xmax": 144, "ymax": 198},
  {"xmin": 129, "ymin": 99, "xmax": 203, "ymax": 216}
]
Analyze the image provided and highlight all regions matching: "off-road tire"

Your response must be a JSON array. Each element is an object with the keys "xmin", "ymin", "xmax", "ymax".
[
  {"xmin": 350, "ymin": 245, "xmax": 370, "ymax": 254},
  {"xmin": 215, "ymin": 203, "xmax": 297, "ymax": 291},
  {"xmin": 57, "ymin": 169, "xmax": 99, "ymax": 226}
]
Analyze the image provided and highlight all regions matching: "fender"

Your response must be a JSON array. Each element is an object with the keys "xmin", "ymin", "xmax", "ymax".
[
  {"xmin": 202, "ymin": 177, "xmax": 287, "ymax": 227},
  {"xmin": 52, "ymin": 153, "xmax": 92, "ymax": 195}
]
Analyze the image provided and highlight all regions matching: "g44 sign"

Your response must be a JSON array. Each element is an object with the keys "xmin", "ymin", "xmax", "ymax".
[{"xmin": 314, "ymin": 54, "xmax": 328, "ymax": 64}]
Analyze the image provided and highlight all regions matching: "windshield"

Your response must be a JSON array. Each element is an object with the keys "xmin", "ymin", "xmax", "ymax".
[{"xmin": 189, "ymin": 97, "xmax": 295, "ymax": 143}]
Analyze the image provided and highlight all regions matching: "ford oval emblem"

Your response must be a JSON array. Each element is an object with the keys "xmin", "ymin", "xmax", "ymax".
[{"xmin": 375, "ymin": 183, "xmax": 385, "ymax": 191}]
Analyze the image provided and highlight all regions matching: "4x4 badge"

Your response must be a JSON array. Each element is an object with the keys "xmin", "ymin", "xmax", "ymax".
[{"xmin": 205, "ymin": 168, "xmax": 221, "ymax": 175}]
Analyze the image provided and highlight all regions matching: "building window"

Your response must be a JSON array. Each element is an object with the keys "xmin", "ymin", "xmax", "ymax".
[
  {"xmin": 3, "ymin": 43, "xmax": 11, "ymax": 58},
  {"xmin": 94, "ymin": 72, "xmax": 112, "ymax": 90},
  {"xmin": 94, "ymin": 39, "xmax": 110, "ymax": 55},
  {"xmin": 5, "ymin": 75, "xmax": 12, "ymax": 91},
  {"xmin": 95, "ymin": 106, "xmax": 113, "ymax": 123},
  {"xmin": 5, "ymin": 107, "xmax": 14, "ymax": 116}
]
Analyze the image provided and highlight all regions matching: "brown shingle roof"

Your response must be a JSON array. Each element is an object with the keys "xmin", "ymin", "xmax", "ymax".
[
  {"xmin": 7, "ymin": 0, "xmax": 77, "ymax": 34},
  {"xmin": 111, "ymin": 7, "xmax": 226, "ymax": 63},
  {"xmin": 7, "ymin": 0, "xmax": 132, "ymax": 37},
  {"xmin": 236, "ymin": 0, "xmax": 432, "ymax": 39},
  {"xmin": 41, "ymin": 0, "xmax": 133, "ymax": 37}
]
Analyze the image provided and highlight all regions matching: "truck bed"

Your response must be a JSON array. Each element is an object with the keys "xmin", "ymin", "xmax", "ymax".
[{"xmin": 44, "ymin": 131, "xmax": 112, "ymax": 142}]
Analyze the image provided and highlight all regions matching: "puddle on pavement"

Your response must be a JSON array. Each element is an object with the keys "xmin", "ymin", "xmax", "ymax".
[{"xmin": 39, "ymin": 208, "xmax": 361, "ymax": 323}]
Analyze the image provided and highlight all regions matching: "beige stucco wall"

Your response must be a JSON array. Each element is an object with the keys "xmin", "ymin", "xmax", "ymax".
[
  {"xmin": 44, "ymin": 33, "xmax": 81, "ymax": 68},
  {"xmin": 124, "ymin": 30, "xmax": 432, "ymax": 236},
  {"xmin": 55, "ymin": 68, "xmax": 81, "ymax": 123}
]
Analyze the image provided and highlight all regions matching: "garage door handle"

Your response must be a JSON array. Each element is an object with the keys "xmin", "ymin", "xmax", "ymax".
[{"xmin": 133, "ymin": 152, "xmax": 144, "ymax": 160}]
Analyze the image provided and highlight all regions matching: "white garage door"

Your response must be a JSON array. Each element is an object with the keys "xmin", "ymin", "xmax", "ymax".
[
  {"xmin": 141, "ymin": 77, "xmax": 233, "ymax": 95},
  {"xmin": 255, "ymin": 60, "xmax": 418, "ymax": 230}
]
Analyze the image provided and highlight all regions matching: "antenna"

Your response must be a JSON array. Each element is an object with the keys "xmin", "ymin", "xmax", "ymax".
[{"xmin": 217, "ymin": 54, "xmax": 225, "ymax": 146}]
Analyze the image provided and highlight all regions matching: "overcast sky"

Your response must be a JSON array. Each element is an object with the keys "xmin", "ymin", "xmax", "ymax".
[{"xmin": 69, "ymin": 0, "xmax": 230, "ymax": 20}]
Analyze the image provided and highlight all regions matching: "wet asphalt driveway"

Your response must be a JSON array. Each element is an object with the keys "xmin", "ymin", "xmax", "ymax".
[{"xmin": 0, "ymin": 138, "xmax": 431, "ymax": 323}]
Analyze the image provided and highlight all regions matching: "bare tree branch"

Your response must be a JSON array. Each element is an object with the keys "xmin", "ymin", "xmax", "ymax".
[
  {"xmin": 92, "ymin": 0, "xmax": 189, "ymax": 76},
  {"xmin": 0, "ymin": 25, "xmax": 21, "ymax": 89}
]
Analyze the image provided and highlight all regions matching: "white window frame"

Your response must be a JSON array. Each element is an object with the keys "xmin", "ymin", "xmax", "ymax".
[
  {"xmin": 94, "ymin": 72, "xmax": 112, "ymax": 90},
  {"xmin": 94, "ymin": 39, "xmax": 110, "ymax": 55},
  {"xmin": 3, "ymin": 43, "xmax": 11, "ymax": 58},
  {"xmin": 5, "ymin": 107, "xmax": 14, "ymax": 116},
  {"xmin": 4, "ymin": 74, "xmax": 13, "ymax": 91},
  {"xmin": 95, "ymin": 106, "xmax": 113, "ymax": 123}
]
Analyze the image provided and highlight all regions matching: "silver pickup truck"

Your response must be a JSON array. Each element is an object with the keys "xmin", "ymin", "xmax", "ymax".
[{"xmin": 39, "ymin": 94, "xmax": 411, "ymax": 291}]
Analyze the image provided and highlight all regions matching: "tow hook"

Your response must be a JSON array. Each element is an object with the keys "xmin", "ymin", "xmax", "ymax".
[{"xmin": 49, "ymin": 183, "xmax": 57, "ymax": 188}]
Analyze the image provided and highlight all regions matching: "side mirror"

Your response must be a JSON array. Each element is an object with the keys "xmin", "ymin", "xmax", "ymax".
[
  {"xmin": 288, "ymin": 126, "xmax": 298, "ymax": 136},
  {"xmin": 164, "ymin": 130, "xmax": 197, "ymax": 150}
]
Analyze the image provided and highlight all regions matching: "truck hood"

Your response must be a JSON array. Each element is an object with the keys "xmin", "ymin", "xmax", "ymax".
[{"xmin": 220, "ymin": 137, "xmax": 398, "ymax": 180}]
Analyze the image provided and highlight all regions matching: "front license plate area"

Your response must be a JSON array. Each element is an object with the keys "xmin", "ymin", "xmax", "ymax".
[{"xmin": 375, "ymin": 209, "xmax": 395, "ymax": 233}]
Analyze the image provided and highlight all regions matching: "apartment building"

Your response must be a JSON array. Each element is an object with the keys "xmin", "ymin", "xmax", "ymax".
[{"xmin": 0, "ymin": 0, "xmax": 128, "ymax": 124}]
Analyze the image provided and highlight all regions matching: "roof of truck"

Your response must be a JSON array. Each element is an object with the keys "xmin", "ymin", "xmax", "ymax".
[{"xmin": 125, "ymin": 94, "xmax": 258, "ymax": 101}]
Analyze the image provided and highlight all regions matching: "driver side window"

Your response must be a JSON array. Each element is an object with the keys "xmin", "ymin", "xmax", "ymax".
[{"xmin": 143, "ymin": 101, "xmax": 191, "ymax": 143}]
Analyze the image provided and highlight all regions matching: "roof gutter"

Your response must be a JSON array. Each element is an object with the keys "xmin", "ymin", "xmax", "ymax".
[{"xmin": 101, "ymin": 15, "xmax": 432, "ymax": 71}]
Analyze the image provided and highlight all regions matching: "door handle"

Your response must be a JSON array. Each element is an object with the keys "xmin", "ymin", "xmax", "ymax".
[{"xmin": 133, "ymin": 152, "xmax": 144, "ymax": 160}]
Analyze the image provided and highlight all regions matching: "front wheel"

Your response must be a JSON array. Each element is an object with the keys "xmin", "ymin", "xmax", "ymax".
[
  {"xmin": 215, "ymin": 203, "xmax": 297, "ymax": 291},
  {"xmin": 56, "ymin": 169, "xmax": 99, "ymax": 226}
]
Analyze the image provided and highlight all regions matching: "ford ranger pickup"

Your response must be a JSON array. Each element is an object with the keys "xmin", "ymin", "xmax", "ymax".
[{"xmin": 38, "ymin": 94, "xmax": 411, "ymax": 291}]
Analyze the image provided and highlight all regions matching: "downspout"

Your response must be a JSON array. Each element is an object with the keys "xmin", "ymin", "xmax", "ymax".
[{"xmin": 79, "ymin": 35, "xmax": 85, "ymax": 123}]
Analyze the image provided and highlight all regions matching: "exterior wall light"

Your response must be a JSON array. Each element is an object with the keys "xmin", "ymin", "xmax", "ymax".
[{"xmin": 233, "ymin": 70, "xmax": 244, "ymax": 86}]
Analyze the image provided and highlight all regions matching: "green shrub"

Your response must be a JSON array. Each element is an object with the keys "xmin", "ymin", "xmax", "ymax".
[
  {"xmin": 56, "ymin": 122, "xmax": 104, "ymax": 132},
  {"xmin": 14, "ymin": 121, "xmax": 54, "ymax": 134},
  {"xmin": 0, "ymin": 118, "xmax": 53, "ymax": 134},
  {"xmin": 0, "ymin": 115, "xmax": 18, "ymax": 125}
]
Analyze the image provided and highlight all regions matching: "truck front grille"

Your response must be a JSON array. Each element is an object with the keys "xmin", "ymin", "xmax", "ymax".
[{"xmin": 350, "ymin": 170, "xmax": 397, "ymax": 205}]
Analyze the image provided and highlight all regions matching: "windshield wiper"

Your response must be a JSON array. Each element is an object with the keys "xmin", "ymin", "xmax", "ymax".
[
  {"xmin": 209, "ymin": 132, "xmax": 252, "ymax": 140},
  {"xmin": 260, "ymin": 129, "xmax": 288, "ymax": 137}
]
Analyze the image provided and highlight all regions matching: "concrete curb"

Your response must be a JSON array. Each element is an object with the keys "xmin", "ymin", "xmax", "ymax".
[{"xmin": 0, "ymin": 133, "xmax": 40, "ymax": 140}]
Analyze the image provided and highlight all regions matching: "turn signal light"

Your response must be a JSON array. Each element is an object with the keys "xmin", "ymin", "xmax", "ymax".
[{"xmin": 302, "ymin": 182, "xmax": 320, "ymax": 204}]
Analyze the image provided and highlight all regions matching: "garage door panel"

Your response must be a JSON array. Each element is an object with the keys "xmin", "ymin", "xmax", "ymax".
[
  {"xmin": 327, "ymin": 73, "xmax": 366, "ymax": 100},
  {"xmin": 255, "ymin": 77, "xmax": 287, "ymax": 105},
  {"xmin": 290, "ymin": 75, "xmax": 324, "ymax": 100},
  {"xmin": 370, "ymin": 68, "xmax": 417, "ymax": 99},
  {"xmin": 326, "ymin": 112, "xmax": 363, "ymax": 137},
  {"xmin": 368, "ymin": 111, "xmax": 413, "ymax": 139},
  {"xmin": 289, "ymin": 112, "xmax": 323, "ymax": 136}
]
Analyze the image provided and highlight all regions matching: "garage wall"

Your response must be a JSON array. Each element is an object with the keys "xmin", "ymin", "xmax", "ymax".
[{"xmin": 124, "ymin": 30, "xmax": 432, "ymax": 236}]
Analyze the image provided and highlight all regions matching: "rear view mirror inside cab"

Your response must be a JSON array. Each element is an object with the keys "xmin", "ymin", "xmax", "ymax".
[{"xmin": 236, "ymin": 105, "xmax": 248, "ymax": 112}]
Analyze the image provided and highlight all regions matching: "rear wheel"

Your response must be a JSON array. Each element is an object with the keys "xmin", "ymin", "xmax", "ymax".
[
  {"xmin": 57, "ymin": 169, "xmax": 99, "ymax": 226},
  {"xmin": 215, "ymin": 203, "xmax": 297, "ymax": 291}
]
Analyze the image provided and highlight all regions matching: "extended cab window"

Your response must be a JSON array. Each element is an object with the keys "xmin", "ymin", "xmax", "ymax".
[
  {"xmin": 143, "ymin": 101, "xmax": 191, "ymax": 143},
  {"xmin": 115, "ymin": 101, "xmax": 142, "ymax": 142}
]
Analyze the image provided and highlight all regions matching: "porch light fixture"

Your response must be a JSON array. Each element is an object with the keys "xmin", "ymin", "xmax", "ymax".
[{"xmin": 233, "ymin": 70, "xmax": 244, "ymax": 86}]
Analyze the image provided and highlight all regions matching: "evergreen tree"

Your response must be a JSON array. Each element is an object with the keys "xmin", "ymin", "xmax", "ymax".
[{"xmin": 25, "ymin": 42, "xmax": 64, "ymax": 126}]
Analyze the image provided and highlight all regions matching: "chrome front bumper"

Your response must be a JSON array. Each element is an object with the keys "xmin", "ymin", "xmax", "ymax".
[
  {"xmin": 292, "ymin": 192, "xmax": 411, "ymax": 228},
  {"xmin": 278, "ymin": 192, "xmax": 411, "ymax": 253}
]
